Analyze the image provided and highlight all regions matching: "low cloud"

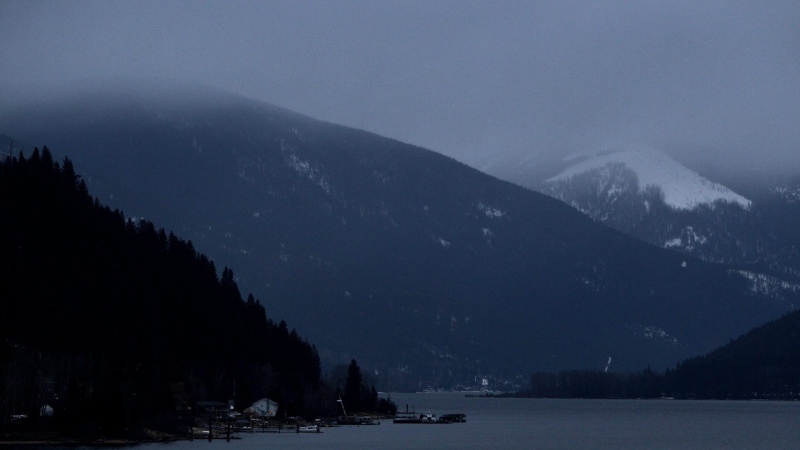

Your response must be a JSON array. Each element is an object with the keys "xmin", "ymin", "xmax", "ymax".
[{"xmin": 1, "ymin": 1, "xmax": 798, "ymax": 177}]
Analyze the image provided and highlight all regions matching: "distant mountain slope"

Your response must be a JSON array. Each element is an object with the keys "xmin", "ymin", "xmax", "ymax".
[
  {"xmin": 493, "ymin": 148, "xmax": 800, "ymax": 282},
  {"xmin": 1, "ymin": 81, "xmax": 796, "ymax": 389}
]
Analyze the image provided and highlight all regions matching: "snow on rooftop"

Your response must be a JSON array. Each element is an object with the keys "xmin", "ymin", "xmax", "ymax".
[{"xmin": 547, "ymin": 147, "xmax": 751, "ymax": 210}]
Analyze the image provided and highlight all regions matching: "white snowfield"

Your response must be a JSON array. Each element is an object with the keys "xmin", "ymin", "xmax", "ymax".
[{"xmin": 546, "ymin": 148, "xmax": 751, "ymax": 210}]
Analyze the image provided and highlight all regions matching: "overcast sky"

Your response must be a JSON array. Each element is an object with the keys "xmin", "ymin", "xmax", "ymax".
[{"xmin": 1, "ymin": 0, "xmax": 799, "ymax": 177}]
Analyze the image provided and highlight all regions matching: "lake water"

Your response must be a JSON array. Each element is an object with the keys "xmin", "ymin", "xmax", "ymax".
[{"xmin": 128, "ymin": 393, "xmax": 800, "ymax": 449}]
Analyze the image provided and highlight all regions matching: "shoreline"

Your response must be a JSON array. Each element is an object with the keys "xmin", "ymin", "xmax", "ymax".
[
  {"xmin": 0, "ymin": 432, "xmax": 183, "ymax": 447},
  {"xmin": 0, "ymin": 439, "xmax": 142, "ymax": 446}
]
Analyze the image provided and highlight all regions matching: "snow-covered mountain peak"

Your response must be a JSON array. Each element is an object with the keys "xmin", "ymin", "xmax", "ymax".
[{"xmin": 546, "ymin": 147, "xmax": 751, "ymax": 210}]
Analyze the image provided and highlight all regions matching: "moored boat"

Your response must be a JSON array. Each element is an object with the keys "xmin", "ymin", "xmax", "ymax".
[{"xmin": 393, "ymin": 412, "xmax": 465, "ymax": 424}]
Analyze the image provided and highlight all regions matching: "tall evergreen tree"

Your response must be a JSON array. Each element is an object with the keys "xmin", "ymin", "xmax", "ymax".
[{"xmin": 343, "ymin": 359, "xmax": 363, "ymax": 412}]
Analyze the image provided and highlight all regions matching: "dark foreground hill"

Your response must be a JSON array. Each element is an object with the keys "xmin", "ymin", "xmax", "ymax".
[
  {"xmin": 2, "ymin": 80, "xmax": 797, "ymax": 389},
  {"xmin": 0, "ymin": 148, "xmax": 325, "ymax": 437},
  {"xmin": 665, "ymin": 308, "xmax": 800, "ymax": 399},
  {"xmin": 519, "ymin": 307, "xmax": 800, "ymax": 400}
]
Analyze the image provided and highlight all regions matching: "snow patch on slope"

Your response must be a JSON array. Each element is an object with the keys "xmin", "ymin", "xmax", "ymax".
[
  {"xmin": 663, "ymin": 226, "xmax": 708, "ymax": 251},
  {"xmin": 734, "ymin": 270, "xmax": 800, "ymax": 299},
  {"xmin": 477, "ymin": 202, "xmax": 505, "ymax": 218},
  {"xmin": 546, "ymin": 148, "xmax": 751, "ymax": 210},
  {"xmin": 628, "ymin": 324, "xmax": 680, "ymax": 346},
  {"xmin": 285, "ymin": 153, "xmax": 332, "ymax": 194}
]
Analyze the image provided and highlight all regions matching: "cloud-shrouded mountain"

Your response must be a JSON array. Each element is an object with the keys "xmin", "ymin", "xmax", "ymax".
[{"xmin": 1, "ymin": 81, "xmax": 797, "ymax": 389}]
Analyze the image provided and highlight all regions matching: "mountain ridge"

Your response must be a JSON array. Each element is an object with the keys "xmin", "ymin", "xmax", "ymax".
[{"xmin": 1, "ymin": 81, "xmax": 796, "ymax": 389}]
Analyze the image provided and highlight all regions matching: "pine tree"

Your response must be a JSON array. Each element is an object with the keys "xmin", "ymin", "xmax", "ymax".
[{"xmin": 343, "ymin": 359, "xmax": 363, "ymax": 412}]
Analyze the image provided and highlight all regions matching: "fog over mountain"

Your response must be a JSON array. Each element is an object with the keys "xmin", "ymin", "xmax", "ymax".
[{"xmin": 1, "ymin": 1, "xmax": 799, "ymax": 178}]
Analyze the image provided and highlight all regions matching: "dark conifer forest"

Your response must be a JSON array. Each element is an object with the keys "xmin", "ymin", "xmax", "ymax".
[
  {"xmin": 340, "ymin": 359, "xmax": 396, "ymax": 417},
  {"xmin": 663, "ymin": 309, "xmax": 800, "ymax": 399},
  {"xmin": 0, "ymin": 146, "xmax": 375, "ymax": 439}
]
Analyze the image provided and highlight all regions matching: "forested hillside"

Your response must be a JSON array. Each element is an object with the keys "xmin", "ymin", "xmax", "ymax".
[
  {"xmin": 0, "ymin": 147, "xmax": 324, "ymax": 438},
  {"xmin": 665, "ymin": 309, "xmax": 800, "ymax": 399},
  {"xmin": 519, "ymin": 309, "xmax": 800, "ymax": 400}
]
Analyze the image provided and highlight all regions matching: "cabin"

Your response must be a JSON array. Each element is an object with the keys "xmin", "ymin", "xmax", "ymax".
[{"xmin": 244, "ymin": 398, "xmax": 279, "ymax": 418}]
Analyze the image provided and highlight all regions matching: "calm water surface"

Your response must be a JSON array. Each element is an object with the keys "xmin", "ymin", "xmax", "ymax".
[{"xmin": 126, "ymin": 393, "xmax": 800, "ymax": 449}]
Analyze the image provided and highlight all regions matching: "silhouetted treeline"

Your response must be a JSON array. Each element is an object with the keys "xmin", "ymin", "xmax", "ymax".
[
  {"xmin": 518, "ymin": 368, "xmax": 662, "ymax": 399},
  {"xmin": 336, "ymin": 359, "xmax": 396, "ymax": 416},
  {"xmin": 516, "ymin": 309, "xmax": 800, "ymax": 400},
  {"xmin": 0, "ymin": 147, "xmax": 328, "ymax": 439}
]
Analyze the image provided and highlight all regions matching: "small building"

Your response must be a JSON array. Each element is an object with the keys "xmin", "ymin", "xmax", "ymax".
[{"xmin": 244, "ymin": 398, "xmax": 279, "ymax": 418}]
